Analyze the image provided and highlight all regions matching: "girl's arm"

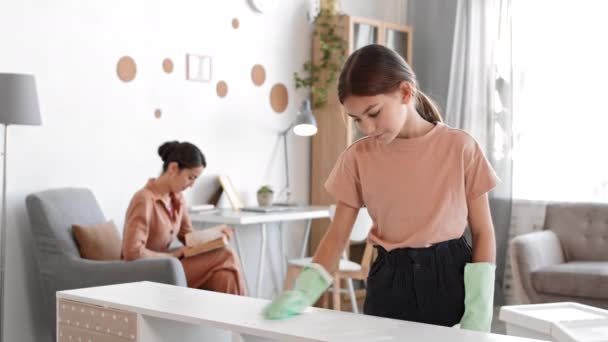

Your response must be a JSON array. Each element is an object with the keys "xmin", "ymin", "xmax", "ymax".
[
  {"xmin": 467, "ymin": 192, "xmax": 496, "ymax": 263},
  {"xmin": 460, "ymin": 192, "xmax": 497, "ymax": 332},
  {"xmin": 312, "ymin": 201, "xmax": 359, "ymax": 273},
  {"xmin": 264, "ymin": 201, "xmax": 359, "ymax": 320}
]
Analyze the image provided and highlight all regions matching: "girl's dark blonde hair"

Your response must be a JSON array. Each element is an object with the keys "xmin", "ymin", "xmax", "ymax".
[{"xmin": 338, "ymin": 44, "xmax": 442, "ymax": 124}]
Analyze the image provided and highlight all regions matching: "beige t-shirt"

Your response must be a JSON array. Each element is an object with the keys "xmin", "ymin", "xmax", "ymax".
[{"xmin": 324, "ymin": 122, "xmax": 499, "ymax": 250}]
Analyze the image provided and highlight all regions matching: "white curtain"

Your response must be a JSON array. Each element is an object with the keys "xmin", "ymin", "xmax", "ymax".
[
  {"xmin": 446, "ymin": 0, "xmax": 500, "ymax": 146},
  {"xmin": 446, "ymin": 0, "xmax": 513, "ymax": 305}
]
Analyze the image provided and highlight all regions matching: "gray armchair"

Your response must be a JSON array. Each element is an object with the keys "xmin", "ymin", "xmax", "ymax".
[
  {"xmin": 26, "ymin": 188, "xmax": 187, "ymax": 341},
  {"xmin": 510, "ymin": 202, "xmax": 608, "ymax": 309}
]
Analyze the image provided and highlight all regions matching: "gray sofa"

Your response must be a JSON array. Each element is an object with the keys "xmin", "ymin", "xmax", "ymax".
[
  {"xmin": 510, "ymin": 202, "xmax": 608, "ymax": 309},
  {"xmin": 26, "ymin": 188, "xmax": 187, "ymax": 341}
]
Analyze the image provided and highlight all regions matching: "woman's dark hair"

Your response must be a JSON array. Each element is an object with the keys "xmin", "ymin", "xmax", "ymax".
[
  {"xmin": 338, "ymin": 44, "xmax": 442, "ymax": 123},
  {"xmin": 158, "ymin": 141, "xmax": 206, "ymax": 173}
]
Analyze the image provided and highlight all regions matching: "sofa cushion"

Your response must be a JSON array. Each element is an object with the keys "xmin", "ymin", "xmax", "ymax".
[
  {"xmin": 532, "ymin": 262, "xmax": 608, "ymax": 300},
  {"xmin": 72, "ymin": 220, "xmax": 122, "ymax": 261}
]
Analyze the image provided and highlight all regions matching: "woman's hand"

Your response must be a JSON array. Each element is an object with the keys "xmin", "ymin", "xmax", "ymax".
[
  {"xmin": 222, "ymin": 226, "xmax": 235, "ymax": 240},
  {"xmin": 212, "ymin": 225, "xmax": 235, "ymax": 240},
  {"xmin": 170, "ymin": 246, "xmax": 187, "ymax": 259}
]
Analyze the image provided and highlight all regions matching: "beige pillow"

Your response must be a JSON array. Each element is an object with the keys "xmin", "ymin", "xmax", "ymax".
[{"xmin": 72, "ymin": 220, "xmax": 122, "ymax": 261}]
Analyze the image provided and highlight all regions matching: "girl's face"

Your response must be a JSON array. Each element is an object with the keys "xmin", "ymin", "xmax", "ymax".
[
  {"xmin": 343, "ymin": 82, "xmax": 413, "ymax": 145},
  {"xmin": 166, "ymin": 163, "xmax": 204, "ymax": 194}
]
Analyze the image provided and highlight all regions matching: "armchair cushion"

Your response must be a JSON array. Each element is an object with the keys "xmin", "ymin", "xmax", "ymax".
[
  {"xmin": 532, "ymin": 262, "xmax": 608, "ymax": 300},
  {"xmin": 544, "ymin": 203, "xmax": 608, "ymax": 261},
  {"xmin": 72, "ymin": 220, "xmax": 121, "ymax": 261}
]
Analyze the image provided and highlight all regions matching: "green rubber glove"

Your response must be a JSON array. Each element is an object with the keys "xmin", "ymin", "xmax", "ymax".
[
  {"xmin": 460, "ymin": 262, "xmax": 496, "ymax": 332},
  {"xmin": 264, "ymin": 263, "xmax": 332, "ymax": 320}
]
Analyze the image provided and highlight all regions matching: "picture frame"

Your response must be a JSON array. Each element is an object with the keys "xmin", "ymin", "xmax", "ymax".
[
  {"xmin": 218, "ymin": 175, "xmax": 244, "ymax": 210},
  {"xmin": 186, "ymin": 54, "xmax": 212, "ymax": 82}
]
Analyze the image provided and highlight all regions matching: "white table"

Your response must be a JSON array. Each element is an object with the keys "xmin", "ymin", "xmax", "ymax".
[
  {"xmin": 190, "ymin": 206, "xmax": 331, "ymax": 297},
  {"xmin": 57, "ymin": 281, "xmax": 545, "ymax": 342},
  {"xmin": 499, "ymin": 302, "xmax": 608, "ymax": 342}
]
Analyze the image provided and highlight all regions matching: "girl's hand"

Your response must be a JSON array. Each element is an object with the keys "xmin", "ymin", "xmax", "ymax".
[{"xmin": 264, "ymin": 264, "xmax": 332, "ymax": 320}]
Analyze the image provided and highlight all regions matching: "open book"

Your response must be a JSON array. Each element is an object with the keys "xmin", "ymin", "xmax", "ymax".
[{"xmin": 183, "ymin": 225, "xmax": 228, "ymax": 258}]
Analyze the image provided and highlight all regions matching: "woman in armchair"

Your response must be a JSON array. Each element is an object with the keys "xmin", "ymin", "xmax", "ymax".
[{"xmin": 122, "ymin": 140, "xmax": 246, "ymax": 296}]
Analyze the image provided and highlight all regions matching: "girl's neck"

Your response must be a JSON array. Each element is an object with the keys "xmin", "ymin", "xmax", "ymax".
[{"xmin": 397, "ymin": 109, "xmax": 435, "ymax": 139}]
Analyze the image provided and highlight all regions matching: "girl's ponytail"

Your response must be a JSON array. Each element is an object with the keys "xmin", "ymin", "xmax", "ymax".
[{"xmin": 415, "ymin": 91, "xmax": 443, "ymax": 123}]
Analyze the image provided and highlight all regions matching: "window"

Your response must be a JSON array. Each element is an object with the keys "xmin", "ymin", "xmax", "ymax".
[{"xmin": 512, "ymin": 0, "xmax": 608, "ymax": 202}]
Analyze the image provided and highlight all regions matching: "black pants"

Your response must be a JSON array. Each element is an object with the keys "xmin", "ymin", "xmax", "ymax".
[{"xmin": 363, "ymin": 236, "xmax": 472, "ymax": 327}]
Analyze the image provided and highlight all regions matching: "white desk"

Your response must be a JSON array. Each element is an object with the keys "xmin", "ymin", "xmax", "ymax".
[
  {"xmin": 190, "ymin": 206, "xmax": 331, "ymax": 297},
  {"xmin": 57, "ymin": 281, "xmax": 544, "ymax": 342}
]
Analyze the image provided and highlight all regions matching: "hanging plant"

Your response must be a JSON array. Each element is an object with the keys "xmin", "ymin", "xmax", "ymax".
[{"xmin": 294, "ymin": 9, "xmax": 347, "ymax": 109}]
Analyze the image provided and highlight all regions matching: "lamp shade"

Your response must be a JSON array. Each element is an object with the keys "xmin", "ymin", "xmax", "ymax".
[
  {"xmin": 292, "ymin": 99, "xmax": 317, "ymax": 136},
  {"xmin": 0, "ymin": 73, "xmax": 41, "ymax": 126}
]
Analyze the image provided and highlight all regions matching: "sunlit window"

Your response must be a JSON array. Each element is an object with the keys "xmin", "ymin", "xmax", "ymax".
[{"xmin": 512, "ymin": 0, "xmax": 608, "ymax": 202}]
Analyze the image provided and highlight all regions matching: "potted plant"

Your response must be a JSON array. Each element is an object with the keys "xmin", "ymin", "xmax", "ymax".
[
  {"xmin": 257, "ymin": 185, "xmax": 274, "ymax": 207},
  {"xmin": 294, "ymin": 7, "xmax": 347, "ymax": 109}
]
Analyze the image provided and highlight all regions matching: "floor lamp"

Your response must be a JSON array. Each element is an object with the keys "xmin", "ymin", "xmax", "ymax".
[
  {"xmin": 0, "ymin": 73, "xmax": 42, "ymax": 339},
  {"xmin": 277, "ymin": 99, "xmax": 317, "ymax": 205}
]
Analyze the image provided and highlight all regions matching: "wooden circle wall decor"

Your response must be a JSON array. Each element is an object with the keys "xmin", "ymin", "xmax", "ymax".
[
  {"xmin": 162, "ymin": 58, "xmax": 174, "ymax": 74},
  {"xmin": 117, "ymin": 56, "xmax": 137, "ymax": 82},
  {"xmin": 251, "ymin": 64, "xmax": 266, "ymax": 86},
  {"xmin": 154, "ymin": 109, "xmax": 162, "ymax": 119},
  {"xmin": 270, "ymin": 83, "xmax": 288, "ymax": 113},
  {"xmin": 232, "ymin": 18, "xmax": 240, "ymax": 29},
  {"xmin": 216, "ymin": 81, "xmax": 228, "ymax": 98}
]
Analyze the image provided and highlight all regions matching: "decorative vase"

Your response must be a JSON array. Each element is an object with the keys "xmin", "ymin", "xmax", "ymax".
[{"xmin": 257, "ymin": 192, "xmax": 273, "ymax": 207}]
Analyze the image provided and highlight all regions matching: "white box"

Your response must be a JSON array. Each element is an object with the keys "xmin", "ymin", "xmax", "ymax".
[{"xmin": 499, "ymin": 302, "xmax": 608, "ymax": 342}]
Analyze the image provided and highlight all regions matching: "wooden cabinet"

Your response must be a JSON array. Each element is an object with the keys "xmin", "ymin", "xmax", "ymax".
[
  {"xmin": 309, "ymin": 15, "xmax": 412, "ymax": 255},
  {"xmin": 351, "ymin": 17, "xmax": 412, "ymax": 60}
]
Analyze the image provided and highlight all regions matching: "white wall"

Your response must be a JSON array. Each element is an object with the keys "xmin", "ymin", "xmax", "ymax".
[
  {"xmin": 0, "ymin": 1, "xmax": 408, "ymax": 341},
  {"xmin": 0, "ymin": 1, "xmax": 316, "ymax": 341},
  {"xmin": 341, "ymin": 0, "xmax": 408, "ymax": 24}
]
